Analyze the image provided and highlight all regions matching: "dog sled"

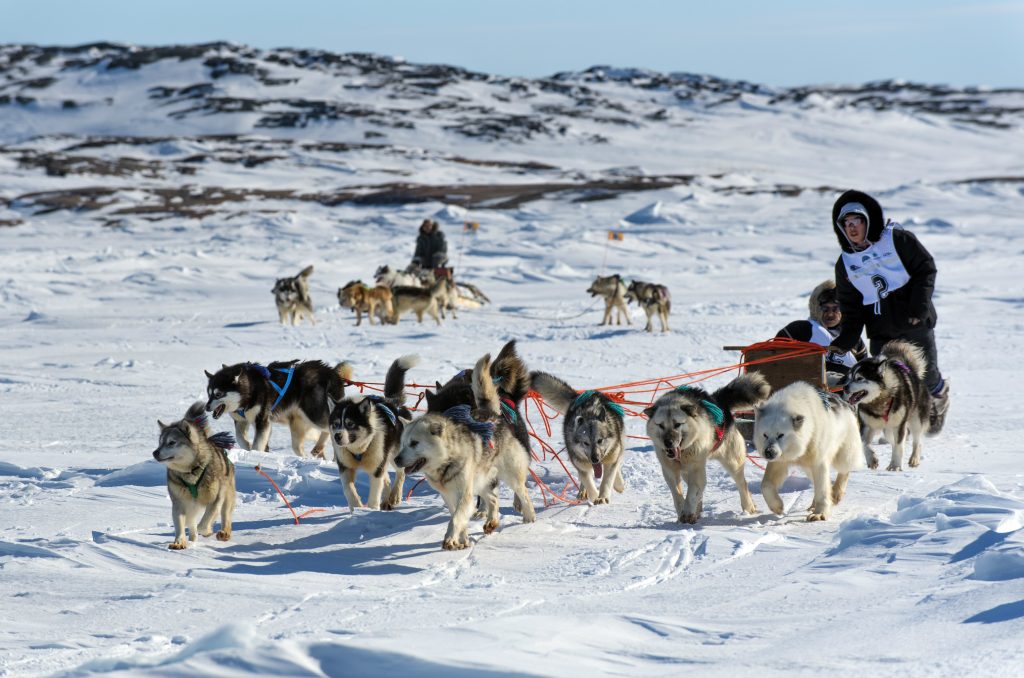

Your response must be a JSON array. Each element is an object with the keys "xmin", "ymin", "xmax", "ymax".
[{"xmin": 723, "ymin": 338, "xmax": 829, "ymax": 445}]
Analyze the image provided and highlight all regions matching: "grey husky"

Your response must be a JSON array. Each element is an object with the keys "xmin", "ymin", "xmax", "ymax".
[
  {"xmin": 390, "ymin": 279, "xmax": 446, "ymax": 325},
  {"xmin": 396, "ymin": 353, "xmax": 536, "ymax": 550},
  {"xmin": 530, "ymin": 372, "xmax": 626, "ymax": 504},
  {"xmin": 843, "ymin": 339, "xmax": 931, "ymax": 471},
  {"xmin": 205, "ymin": 360, "xmax": 352, "ymax": 457},
  {"xmin": 625, "ymin": 280, "xmax": 671, "ymax": 332},
  {"xmin": 328, "ymin": 355, "xmax": 418, "ymax": 511},
  {"xmin": 645, "ymin": 374, "xmax": 769, "ymax": 523},
  {"xmin": 152, "ymin": 401, "xmax": 236, "ymax": 550},
  {"xmin": 272, "ymin": 264, "xmax": 315, "ymax": 326},
  {"xmin": 587, "ymin": 274, "xmax": 631, "ymax": 326}
]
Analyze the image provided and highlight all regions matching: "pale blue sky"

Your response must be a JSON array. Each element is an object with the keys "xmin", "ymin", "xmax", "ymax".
[{"xmin": 2, "ymin": 0, "xmax": 1022, "ymax": 87}]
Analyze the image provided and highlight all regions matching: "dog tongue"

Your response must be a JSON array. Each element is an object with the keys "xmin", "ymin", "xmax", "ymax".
[{"xmin": 593, "ymin": 462, "xmax": 603, "ymax": 479}]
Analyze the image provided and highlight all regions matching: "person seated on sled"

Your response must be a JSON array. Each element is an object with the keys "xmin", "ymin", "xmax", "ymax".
[
  {"xmin": 410, "ymin": 219, "xmax": 448, "ymax": 272},
  {"xmin": 827, "ymin": 190, "xmax": 950, "ymax": 433},
  {"xmin": 776, "ymin": 279, "xmax": 867, "ymax": 387}
]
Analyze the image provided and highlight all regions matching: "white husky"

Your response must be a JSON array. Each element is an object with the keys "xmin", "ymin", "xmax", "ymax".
[{"xmin": 754, "ymin": 382, "xmax": 864, "ymax": 521}]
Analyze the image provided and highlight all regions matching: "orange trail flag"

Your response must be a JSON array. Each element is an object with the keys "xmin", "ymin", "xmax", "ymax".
[
  {"xmin": 464, "ymin": 221, "xmax": 480, "ymax": 232},
  {"xmin": 608, "ymin": 230, "xmax": 624, "ymax": 241}
]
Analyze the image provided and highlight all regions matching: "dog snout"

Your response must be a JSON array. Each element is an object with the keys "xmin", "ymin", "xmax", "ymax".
[
  {"xmin": 152, "ymin": 449, "xmax": 161, "ymax": 460},
  {"xmin": 762, "ymin": 445, "xmax": 778, "ymax": 461}
]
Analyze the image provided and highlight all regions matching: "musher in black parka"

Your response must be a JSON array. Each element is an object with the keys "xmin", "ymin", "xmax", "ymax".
[
  {"xmin": 828, "ymin": 189, "xmax": 949, "ymax": 432},
  {"xmin": 411, "ymin": 219, "xmax": 448, "ymax": 269}
]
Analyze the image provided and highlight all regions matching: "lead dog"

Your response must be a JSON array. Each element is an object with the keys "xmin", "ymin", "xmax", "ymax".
[
  {"xmin": 754, "ymin": 382, "xmax": 864, "ymax": 521},
  {"xmin": 328, "ymin": 355, "xmax": 418, "ymax": 511},
  {"xmin": 645, "ymin": 374, "xmax": 769, "ymax": 523},
  {"xmin": 625, "ymin": 280, "xmax": 671, "ymax": 332},
  {"xmin": 272, "ymin": 264, "xmax": 315, "ymax": 325},
  {"xmin": 587, "ymin": 274, "xmax": 631, "ymax": 326},
  {"xmin": 204, "ymin": 359, "xmax": 351, "ymax": 457},
  {"xmin": 338, "ymin": 280, "xmax": 394, "ymax": 326},
  {"xmin": 530, "ymin": 372, "xmax": 626, "ymax": 504},
  {"xmin": 843, "ymin": 339, "xmax": 931, "ymax": 471},
  {"xmin": 152, "ymin": 401, "xmax": 236, "ymax": 550},
  {"xmin": 396, "ymin": 353, "xmax": 536, "ymax": 550}
]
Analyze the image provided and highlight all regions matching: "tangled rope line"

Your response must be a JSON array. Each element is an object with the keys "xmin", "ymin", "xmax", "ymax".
[{"xmin": 256, "ymin": 338, "xmax": 825, "ymax": 519}]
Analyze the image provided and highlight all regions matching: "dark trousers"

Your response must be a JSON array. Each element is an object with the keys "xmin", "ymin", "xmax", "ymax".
[{"xmin": 869, "ymin": 327, "xmax": 942, "ymax": 393}]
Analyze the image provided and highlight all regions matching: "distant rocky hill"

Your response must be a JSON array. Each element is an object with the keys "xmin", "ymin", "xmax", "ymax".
[{"xmin": 1, "ymin": 42, "xmax": 1021, "ymax": 224}]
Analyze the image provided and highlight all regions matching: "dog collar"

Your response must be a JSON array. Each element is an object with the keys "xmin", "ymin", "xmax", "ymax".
[
  {"xmin": 364, "ymin": 395, "xmax": 398, "ymax": 426},
  {"xmin": 443, "ymin": 405, "xmax": 495, "ymax": 448},
  {"xmin": 675, "ymin": 385, "xmax": 726, "ymax": 450},
  {"xmin": 179, "ymin": 463, "xmax": 208, "ymax": 499},
  {"xmin": 499, "ymin": 397, "xmax": 518, "ymax": 425}
]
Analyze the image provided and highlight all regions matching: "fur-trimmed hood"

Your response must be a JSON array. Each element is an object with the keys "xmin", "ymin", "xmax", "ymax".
[
  {"xmin": 832, "ymin": 190, "xmax": 885, "ymax": 253},
  {"xmin": 808, "ymin": 279, "xmax": 838, "ymax": 324}
]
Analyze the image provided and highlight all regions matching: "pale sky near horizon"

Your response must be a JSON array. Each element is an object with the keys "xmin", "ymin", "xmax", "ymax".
[{"xmin": 2, "ymin": 0, "xmax": 1022, "ymax": 87}]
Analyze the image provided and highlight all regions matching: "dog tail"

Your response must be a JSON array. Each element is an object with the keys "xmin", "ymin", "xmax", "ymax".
[
  {"xmin": 298, "ymin": 264, "xmax": 314, "ymax": 279},
  {"xmin": 490, "ymin": 339, "xmax": 530, "ymax": 403},
  {"xmin": 184, "ymin": 400, "xmax": 212, "ymax": 436},
  {"xmin": 384, "ymin": 354, "xmax": 420, "ymax": 405},
  {"xmin": 529, "ymin": 371, "xmax": 577, "ymax": 415},
  {"xmin": 713, "ymin": 373, "xmax": 771, "ymax": 413},
  {"xmin": 880, "ymin": 339, "xmax": 927, "ymax": 380},
  {"xmin": 472, "ymin": 353, "xmax": 501, "ymax": 419}
]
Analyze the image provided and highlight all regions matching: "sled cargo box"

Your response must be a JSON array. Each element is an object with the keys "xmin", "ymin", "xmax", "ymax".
[{"xmin": 723, "ymin": 342, "xmax": 827, "ymax": 392}]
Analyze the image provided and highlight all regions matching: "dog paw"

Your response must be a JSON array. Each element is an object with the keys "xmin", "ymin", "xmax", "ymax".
[
  {"xmin": 593, "ymin": 497, "xmax": 610, "ymax": 505},
  {"xmin": 442, "ymin": 538, "xmax": 469, "ymax": 551},
  {"xmin": 168, "ymin": 541, "xmax": 188, "ymax": 550},
  {"xmin": 831, "ymin": 488, "xmax": 845, "ymax": 504},
  {"xmin": 867, "ymin": 456, "xmax": 879, "ymax": 470},
  {"xmin": 381, "ymin": 500, "xmax": 397, "ymax": 511},
  {"xmin": 806, "ymin": 512, "xmax": 828, "ymax": 522},
  {"xmin": 886, "ymin": 463, "xmax": 902, "ymax": 472},
  {"xmin": 576, "ymin": 488, "xmax": 590, "ymax": 502},
  {"xmin": 483, "ymin": 519, "xmax": 499, "ymax": 535},
  {"xmin": 216, "ymin": 530, "xmax": 231, "ymax": 541},
  {"xmin": 678, "ymin": 512, "xmax": 700, "ymax": 524},
  {"xmin": 909, "ymin": 455, "xmax": 920, "ymax": 468}
]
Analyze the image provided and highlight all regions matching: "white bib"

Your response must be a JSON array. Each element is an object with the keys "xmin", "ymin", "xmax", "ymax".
[
  {"xmin": 808, "ymin": 320, "xmax": 856, "ymax": 369},
  {"xmin": 840, "ymin": 224, "xmax": 911, "ymax": 306}
]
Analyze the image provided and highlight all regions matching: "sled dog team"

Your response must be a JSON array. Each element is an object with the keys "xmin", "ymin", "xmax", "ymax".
[
  {"xmin": 587, "ymin": 274, "xmax": 672, "ymax": 332},
  {"xmin": 153, "ymin": 338, "xmax": 936, "ymax": 550},
  {"xmin": 273, "ymin": 264, "xmax": 461, "ymax": 328}
]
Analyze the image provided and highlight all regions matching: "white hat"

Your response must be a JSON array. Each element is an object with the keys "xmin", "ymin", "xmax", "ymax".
[{"xmin": 836, "ymin": 202, "xmax": 869, "ymax": 228}]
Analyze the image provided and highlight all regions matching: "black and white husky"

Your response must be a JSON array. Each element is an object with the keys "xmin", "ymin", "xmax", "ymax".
[
  {"xmin": 152, "ymin": 402, "xmax": 236, "ymax": 550},
  {"xmin": 530, "ymin": 372, "xmax": 626, "ymax": 504},
  {"xmin": 272, "ymin": 264, "xmax": 315, "ymax": 326},
  {"xmin": 397, "ymin": 352, "xmax": 536, "ymax": 550},
  {"xmin": 328, "ymin": 355, "xmax": 418, "ymax": 511},
  {"xmin": 204, "ymin": 359, "xmax": 351, "ymax": 457},
  {"xmin": 625, "ymin": 280, "xmax": 671, "ymax": 332},
  {"xmin": 645, "ymin": 374, "xmax": 769, "ymax": 523},
  {"xmin": 843, "ymin": 339, "xmax": 931, "ymax": 471}
]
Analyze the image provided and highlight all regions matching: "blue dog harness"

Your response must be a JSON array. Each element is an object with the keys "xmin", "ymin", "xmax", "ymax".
[{"xmin": 236, "ymin": 363, "xmax": 295, "ymax": 417}]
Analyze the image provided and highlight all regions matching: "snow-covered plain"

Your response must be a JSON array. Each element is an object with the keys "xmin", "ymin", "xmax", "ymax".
[{"xmin": 2, "ymin": 45, "xmax": 1024, "ymax": 676}]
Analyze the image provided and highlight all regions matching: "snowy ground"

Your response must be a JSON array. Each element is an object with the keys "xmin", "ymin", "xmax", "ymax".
[{"xmin": 2, "ymin": 57, "xmax": 1024, "ymax": 677}]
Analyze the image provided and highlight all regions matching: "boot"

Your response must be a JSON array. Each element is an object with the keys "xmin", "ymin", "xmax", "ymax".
[{"xmin": 928, "ymin": 379, "xmax": 950, "ymax": 435}]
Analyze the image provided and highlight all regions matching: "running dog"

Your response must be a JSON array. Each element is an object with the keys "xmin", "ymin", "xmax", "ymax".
[
  {"xmin": 530, "ymin": 372, "xmax": 626, "ymax": 504},
  {"xmin": 843, "ymin": 340, "xmax": 931, "ymax": 471},
  {"xmin": 587, "ymin": 274, "xmax": 631, "ymax": 326},
  {"xmin": 645, "ymin": 374, "xmax": 769, "ymax": 523},
  {"xmin": 338, "ymin": 280, "xmax": 394, "ymax": 326},
  {"xmin": 396, "ymin": 353, "xmax": 536, "ymax": 550},
  {"xmin": 625, "ymin": 280, "xmax": 671, "ymax": 332},
  {"xmin": 390, "ymin": 278, "xmax": 446, "ymax": 325},
  {"xmin": 374, "ymin": 265, "xmax": 422, "ymax": 289},
  {"xmin": 328, "ymin": 355, "xmax": 418, "ymax": 511},
  {"xmin": 272, "ymin": 264, "xmax": 315, "ymax": 326},
  {"xmin": 754, "ymin": 382, "xmax": 864, "ymax": 521},
  {"xmin": 152, "ymin": 401, "xmax": 236, "ymax": 550},
  {"xmin": 204, "ymin": 359, "xmax": 351, "ymax": 457}
]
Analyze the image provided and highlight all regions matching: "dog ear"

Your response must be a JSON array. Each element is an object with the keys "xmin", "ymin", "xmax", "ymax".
[
  {"xmin": 222, "ymin": 363, "xmax": 228, "ymax": 369},
  {"xmin": 642, "ymin": 406, "xmax": 656, "ymax": 419},
  {"xmin": 428, "ymin": 421, "xmax": 444, "ymax": 436},
  {"xmin": 157, "ymin": 419, "xmax": 168, "ymax": 430},
  {"xmin": 791, "ymin": 414, "xmax": 804, "ymax": 430},
  {"xmin": 204, "ymin": 369, "xmax": 213, "ymax": 379}
]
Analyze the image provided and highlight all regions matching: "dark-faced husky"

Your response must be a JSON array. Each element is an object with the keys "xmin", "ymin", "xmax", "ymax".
[
  {"xmin": 587, "ymin": 274, "xmax": 631, "ymax": 326},
  {"xmin": 397, "ymin": 353, "xmax": 536, "ymax": 550},
  {"xmin": 645, "ymin": 374, "xmax": 769, "ymax": 523},
  {"xmin": 530, "ymin": 372, "xmax": 626, "ymax": 504},
  {"xmin": 328, "ymin": 355, "xmax": 418, "ymax": 511},
  {"xmin": 273, "ymin": 264, "xmax": 315, "ymax": 326},
  {"xmin": 843, "ymin": 339, "xmax": 931, "ymax": 471},
  {"xmin": 625, "ymin": 280, "xmax": 671, "ymax": 332},
  {"xmin": 152, "ymin": 402, "xmax": 236, "ymax": 550},
  {"xmin": 204, "ymin": 359, "xmax": 351, "ymax": 457},
  {"xmin": 754, "ymin": 382, "xmax": 864, "ymax": 521}
]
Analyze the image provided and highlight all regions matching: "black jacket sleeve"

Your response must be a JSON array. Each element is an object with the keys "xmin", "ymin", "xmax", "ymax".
[
  {"xmin": 832, "ymin": 258, "xmax": 866, "ymax": 352},
  {"xmin": 892, "ymin": 229, "xmax": 937, "ymax": 326},
  {"xmin": 776, "ymin": 320, "xmax": 812, "ymax": 341}
]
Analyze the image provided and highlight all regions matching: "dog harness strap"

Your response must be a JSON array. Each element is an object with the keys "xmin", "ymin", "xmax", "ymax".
[
  {"xmin": 180, "ymin": 464, "xmax": 207, "ymax": 499},
  {"xmin": 499, "ymin": 397, "xmax": 517, "ymax": 425},
  {"xmin": 891, "ymin": 360, "xmax": 911, "ymax": 375},
  {"xmin": 269, "ymin": 366, "xmax": 295, "ymax": 412},
  {"xmin": 882, "ymin": 398, "xmax": 894, "ymax": 422},
  {"xmin": 443, "ymin": 404, "xmax": 495, "ymax": 448},
  {"xmin": 365, "ymin": 395, "xmax": 397, "ymax": 426}
]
